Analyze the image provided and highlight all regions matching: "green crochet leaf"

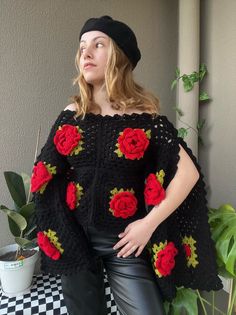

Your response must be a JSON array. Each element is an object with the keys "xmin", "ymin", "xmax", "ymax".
[
  {"xmin": 114, "ymin": 148, "xmax": 123, "ymax": 157},
  {"xmin": 146, "ymin": 129, "xmax": 151, "ymax": 139}
]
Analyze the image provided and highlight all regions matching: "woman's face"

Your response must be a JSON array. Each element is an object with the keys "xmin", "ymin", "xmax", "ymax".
[{"xmin": 79, "ymin": 30, "xmax": 110, "ymax": 87}]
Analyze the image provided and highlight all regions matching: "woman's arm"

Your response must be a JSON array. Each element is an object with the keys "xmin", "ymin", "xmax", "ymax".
[
  {"xmin": 143, "ymin": 144, "xmax": 200, "ymax": 232},
  {"xmin": 113, "ymin": 144, "xmax": 200, "ymax": 258}
]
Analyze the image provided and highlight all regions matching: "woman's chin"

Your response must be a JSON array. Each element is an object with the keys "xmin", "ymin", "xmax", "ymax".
[{"xmin": 83, "ymin": 77, "xmax": 105, "ymax": 88}]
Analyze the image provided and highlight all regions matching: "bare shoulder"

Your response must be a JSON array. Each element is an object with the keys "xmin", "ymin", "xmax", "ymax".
[
  {"xmin": 64, "ymin": 103, "xmax": 77, "ymax": 111},
  {"xmin": 125, "ymin": 108, "xmax": 152, "ymax": 115}
]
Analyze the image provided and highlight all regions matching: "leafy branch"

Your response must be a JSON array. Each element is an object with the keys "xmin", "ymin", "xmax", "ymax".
[{"xmin": 171, "ymin": 64, "xmax": 210, "ymax": 145}]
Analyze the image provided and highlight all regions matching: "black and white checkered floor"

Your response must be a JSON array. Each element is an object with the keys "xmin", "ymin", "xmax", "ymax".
[{"xmin": 0, "ymin": 273, "xmax": 120, "ymax": 315}]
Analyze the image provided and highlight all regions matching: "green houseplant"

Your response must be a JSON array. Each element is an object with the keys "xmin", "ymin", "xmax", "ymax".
[
  {"xmin": 0, "ymin": 129, "xmax": 41, "ymax": 296},
  {"xmin": 0, "ymin": 171, "xmax": 37, "ymax": 256},
  {"xmin": 0, "ymin": 171, "xmax": 39, "ymax": 296}
]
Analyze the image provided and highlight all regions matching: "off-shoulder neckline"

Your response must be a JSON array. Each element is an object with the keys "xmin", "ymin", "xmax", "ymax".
[{"xmin": 63, "ymin": 109, "xmax": 159, "ymax": 120}]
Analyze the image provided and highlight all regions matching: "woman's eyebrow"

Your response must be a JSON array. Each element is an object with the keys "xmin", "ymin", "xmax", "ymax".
[{"xmin": 80, "ymin": 36, "xmax": 107, "ymax": 44}]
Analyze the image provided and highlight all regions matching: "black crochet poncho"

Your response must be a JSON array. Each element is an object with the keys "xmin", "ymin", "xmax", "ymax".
[{"xmin": 31, "ymin": 109, "xmax": 222, "ymax": 301}]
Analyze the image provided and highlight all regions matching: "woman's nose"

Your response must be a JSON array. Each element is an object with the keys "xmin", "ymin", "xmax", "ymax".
[{"xmin": 83, "ymin": 46, "xmax": 93, "ymax": 59}]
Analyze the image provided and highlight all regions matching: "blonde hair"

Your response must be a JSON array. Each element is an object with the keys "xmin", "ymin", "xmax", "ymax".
[{"xmin": 69, "ymin": 39, "xmax": 160, "ymax": 118}]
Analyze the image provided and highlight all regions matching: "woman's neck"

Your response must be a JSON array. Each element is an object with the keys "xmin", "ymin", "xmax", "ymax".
[
  {"xmin": 91, "ymin": 84, "xmax": 144, "ymax": 116},
  {"xmin": 92, "ymin": 84, "xmax": 118, "ymax": 115}
]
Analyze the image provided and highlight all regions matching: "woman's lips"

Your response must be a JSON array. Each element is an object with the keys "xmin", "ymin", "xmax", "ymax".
[{"xmin": 84, "ymin": 63, "xmax": 96, "ymax": 70}]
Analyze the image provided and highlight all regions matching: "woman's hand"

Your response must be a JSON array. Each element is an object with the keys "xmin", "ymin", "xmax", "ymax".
[{"xmin": 113, "ymin": 218, "xmax": 155, "ymax": 258}]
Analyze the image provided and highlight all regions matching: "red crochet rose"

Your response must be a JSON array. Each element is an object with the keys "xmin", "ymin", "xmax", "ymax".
[
  {"xmin": 109, "ymin": 191, "xmax": 138, "ymax": 219},
  {"xmin": 118, "ymin": 128, "xmax": 149, "ymax": 160},
  {"xmin": 155, "ymin": 242, "xmax": 178, "ymax": 276},
  {"xmin": 144, "ymin": 173, "xmax": 166, "ymax": 206},
  {"xmin": 54, "ymin": 124, "xmax": 82, "ymax": 155},
  {"xmin": 183, "ymin": 244, "xmax": 191, "ymax": 257},
  {"xmin": 30, "ymin": 161, "xmax": 53, "ymax": 192},
  {"xmin": 66, "ymin": 182, "xmax": 77, "ymax": 210},
  {"xmin": 37, "ymin": 232, "xmax": 60, "ymax": 260}
]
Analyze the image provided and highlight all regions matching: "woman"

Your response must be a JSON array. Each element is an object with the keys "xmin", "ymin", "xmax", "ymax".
[{"xmin": 31, "ymin": 16, "xmax": 222, "ymax": 315}]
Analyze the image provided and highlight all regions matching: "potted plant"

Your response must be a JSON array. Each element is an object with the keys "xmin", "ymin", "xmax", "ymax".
[{"xmin": 0, "ymin": 170, "xmax": 39, "ymax": 297}]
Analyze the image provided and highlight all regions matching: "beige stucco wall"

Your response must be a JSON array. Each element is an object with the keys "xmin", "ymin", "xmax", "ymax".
[
  {"xmin": 0, "ymin": 0, "xmax": 178, "ymax": 247},
  {"xmin": 199, "ymin": 0, "xmax": 236, "ymax": 311},
  {"xmin": 199, "ymin": 0, "xmax": 236, "ymax": 209}
]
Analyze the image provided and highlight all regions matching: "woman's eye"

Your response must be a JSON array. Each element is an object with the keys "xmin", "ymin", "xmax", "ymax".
[
  {"xmin": 96, "ymin": 42, "xmax": 103, "ymax": 48},
  {"xmin": 80, "ymin": 47, "xmax": 85, "ymax": 53}
]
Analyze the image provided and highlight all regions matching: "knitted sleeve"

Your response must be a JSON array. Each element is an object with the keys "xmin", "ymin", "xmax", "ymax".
[
  {"xmin": 30, "ymin": 110, "xmax": 95, "ymax": 275},
  {"xmin": 144, "ymin": 115, "xmax": 222, "ymax": 301},
  {"xmin": 31, "ymin": 111, "xmax": 71, "ymax": 192}
]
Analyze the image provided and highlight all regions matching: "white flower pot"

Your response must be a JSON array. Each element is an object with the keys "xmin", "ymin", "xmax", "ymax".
[{"xmin": 0, "ymin": 244, "xmax": 39, "ymax": 297}]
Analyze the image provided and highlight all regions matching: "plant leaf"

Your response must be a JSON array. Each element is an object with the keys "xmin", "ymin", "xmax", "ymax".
[
  {"xmin": 182, "ymin": 75, "xmax": 194, "ymax": 92},
  {"xmin": 20, "ymin": 202, "xmax": 35, "ymax": 237},
  {"xmin": 178, "ymin": 128, "xmax": 188, "ymax": 139},
  {"xmin": 197, "ymin": 119, "xmax": 206, "ymax": 131},
  {"xmin": 0, "ymin": 205, "xmax": 21, "ymax": 237},
  {"xmin": 218, "ymin": 266, "xmax": 233, "ymax": 279},
  {"xmin": 21, "ymin": 172, "xmax": 31, "ymax": 202},
  {"xmin": 226, "ymin": 241, "xmax": 236, "ymax": 275},
  {"xmin": 8, "ymin": 216, "xmax": 21, "ymax": 237},
  {"xmin": 199, "ymin": 91, "xmax": 210, "ymax": 101},
  {"xmin": 170, "ymin": 287, "xmax": 198, "ymax": 315},
  {"xmin": 199, "ymin": 63, "xmax": 207, "ymax": 81},
  {"xmin": 24, "ymin": 224, "xmax": 37, "ymax": 238},
  {"xmin": 164, "ymin": 301, "xmax": 170, "ymax": 314},
  {"xmin": 15, "ymin": 237, "xmax": 37, "ymax": 249},
  {"xmin": 198, "ymin": 135, "xmax": 204, "ymax": 147},
  {"xmin": 209, "ymin": 204, "xmax": 236, "ymax": 277},
  {"xmin": 4, "ymin": 171, "xmax": 26, "ymax": 208},
  {"xmin": 171, "ymin": 79, "xmax": 178, "ymax": 90},
  {"xmin": 0, "ymin": 207, "xmax": 27, "ymax": 232},
  {"xmin": 189, "ymin": 71, "xmax": 199, "ymax": 83},
  {"xmin": 175, "ymin": 67, "xmax": 180, "ymax": 78},
  {"xmin": 20, "ymin": 202, "xmax": 35, "ymax": 222}
]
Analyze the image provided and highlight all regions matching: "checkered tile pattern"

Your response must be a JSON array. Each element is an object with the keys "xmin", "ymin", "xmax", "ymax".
[{"xmin": 0, "ymin": 273, "xmax": 120, "ymax": 315}]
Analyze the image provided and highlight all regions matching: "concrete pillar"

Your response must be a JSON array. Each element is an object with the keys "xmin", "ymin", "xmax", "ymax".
[{"xmin": 177, "ymin": 0, "xmax": 200, "ymax": 158}]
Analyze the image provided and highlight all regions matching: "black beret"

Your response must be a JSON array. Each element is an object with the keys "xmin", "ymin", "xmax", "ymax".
[{"xmin": 79, "ymin": 16, "xmax": 141, "ymax": 69}]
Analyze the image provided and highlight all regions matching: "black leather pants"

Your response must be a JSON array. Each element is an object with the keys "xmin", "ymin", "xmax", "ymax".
[{"xmin": 61, "ymin": 226, "xmax": 165, "ymax": 315}]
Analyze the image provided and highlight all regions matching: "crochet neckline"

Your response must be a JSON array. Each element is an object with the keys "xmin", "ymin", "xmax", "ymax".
[{"xmin": 64, "ymin": 109, "xmax": 156, "ymax": 120}]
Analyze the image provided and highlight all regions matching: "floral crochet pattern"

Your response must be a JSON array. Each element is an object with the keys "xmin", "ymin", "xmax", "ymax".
[
  {"xmin": 30, "ymin": 161, "xmax": 56, "ymax": 193},
  {"xmin": 66, "ymin": 181, "xmax": 83, "ymax": 210},
  {"xmin": 115, "ymin": 128, "xmax": 151, "ymax": 160},
  {"xmin": 37, "ymin": 229, "xmax": 64, "ymax": 260},
  {"xmin": 182, "ymin": 235, "xmax": 199, "ymax": 268},
  {"xmin": 54, "ymin": 124, "xmax": 84, "ymax": 156},
  {"xmin": 31, "ymin": 110, "xmax": 223, "ymax": 300},
  {"xmin": 151, "ymin": 241, "xmax": 178, "ymax": 277},
  {"xmin": 109, "ymin": 188, "xmax": 138, "ymax": 219},
  {"xmin": 144, "ymin": 170, "xmax": 166, "ymax": 206}
]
